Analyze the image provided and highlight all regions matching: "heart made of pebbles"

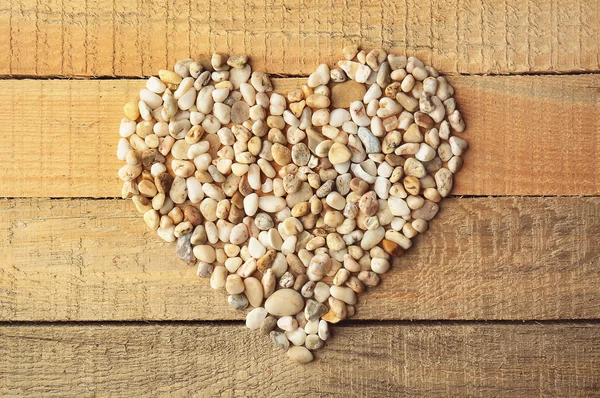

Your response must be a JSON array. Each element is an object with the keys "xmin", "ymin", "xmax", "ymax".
[{"xmin": 117, "ymin": 47, "xmax": 467, "ymax": 364}]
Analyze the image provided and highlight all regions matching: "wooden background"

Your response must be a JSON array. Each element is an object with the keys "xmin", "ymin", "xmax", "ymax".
[{"xmin": 1, "ymin": 0, "xmax": 599, "ymax": 396}]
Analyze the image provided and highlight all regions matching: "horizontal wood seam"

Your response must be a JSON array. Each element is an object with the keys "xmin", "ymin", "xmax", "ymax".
[
  {"xmin": 1, "ymin": 71, "xmax": 600, "ymax": 80},
  {"xmin": 3, "ymin": 319, "xmax": 600, "ymax": 326}
]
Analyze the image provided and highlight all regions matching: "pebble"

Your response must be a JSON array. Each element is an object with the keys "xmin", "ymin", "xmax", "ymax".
[
  {"xmin": 230, "ymin": 223, "xmax": 249, "ymax": 245},
  {"xmin": 286, "ymin": 327, "xmax": 307, "ymax": 346},
  {"xmin": 287, "ymin": 346, "xmax": 314, "ymax": 364},
  {"xmin": 304, "ymin": 299, "xmax": 329, "ymax": 321},
  {"xmin": 226, "ymin": 274, "xmax": 245, "ymax": 295},
  {"xmin": 330, "ymin": 285, "xmax": 357, "ymax": 305},
  {"xmin": 250, "ymin": 72, "xmax": 273, "ymax": 92},
  {"xmin": 328, "ymin": 142, "xmax": 352, "ymax": 164},
  {"xmin": 314, "ymin": 282, "xmax": 331, "ymax": 303},
  {"xmin": 448, "ymin": 156, "xmax": 463, "ymax": 173},
  {"xmin": 371, "ymin": 258, "xmax": 390, "ymax": 274},
  {"xmin": 264, "ymin": 289, "xmax": 305, "ymax": 316},
  {"xmin": 193, "ymin": 245, "xmax": 216, "ymax": 263},
  {"xmin": 244, "ymin": 277, "xmax": 264, "ymax": 307},
  {"xmin": 361, "ymin": 227, "xmax": 385, "ymax": 250},
  {"xmin": 246, "ymin": 307, "xmax": 268, "ymax": 329},
  {"xmin": 176, "ymin": 233, "xmax": 195, "ymax": 265},
  {"xmin": 271, "ymin": 331, "xmax": 290, "ymax": 351},
  {"xmin": 229, "ymin": 64, "xmax": 252, "ymax": 90},
  {"xmin": 210, "ymin": 266, "xmax": 227, "ymax": 290},
  {"xmin": 448, "ymin": 110, "xmax": 465, "ymax": 132},
  {"xmin": 357, "ymin": 127, "xmax": 381, "ymax": 153},
  {"xmin": 258, "ymin": 196, "xmax": 287, "ymax": 212},
  {"xmin": 449, "ymin": 136, "xmax": 468, "ymax": 156},
  {"xmin": 308, "ymin": 64, "xmax": 330, "ymax": 87},
  {"xmin": 305, "ymin": 334, "xmax": 324, "ymax": 350},
  {"xmin": 435, "ymin": 168, "xmax": 454, "ymax": 197},
  {"xmin": 229, "ymin": 294, "xmax": 249, "ymax": 310},
  {"xmin": 277, "ymin": 316, "xmax": 298, "ymax": 332},
  {"xmin": 259, "ymin": 315, "xmax": 278, "ymax": 335}
]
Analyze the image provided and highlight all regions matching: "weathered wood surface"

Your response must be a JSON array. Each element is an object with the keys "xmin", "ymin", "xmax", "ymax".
[
  {"xmin": 0, "ymin": 75, "xmax": 598, "ymax": 198},
  {"xmin": 2, "ymin": 197, "xmax": 598, "ymax": 321},
  {"xmin": 1, "ymin": 323, "xmax": 598, "ymax": 397},
  {"xmin": 1, "ymin": 0, "xmax": 598, "ymax": 77}
]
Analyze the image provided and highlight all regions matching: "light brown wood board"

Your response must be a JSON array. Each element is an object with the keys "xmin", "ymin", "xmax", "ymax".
[
  {"xmin": 2, "ymin": 197, "xmax": 599, "ymax": 321},
  {"xmin": 1, "ymin": 0, "xmax": 599, "ymax": 77},
  {"xmin": 1, "ymin": 323, "xmax": 599, "ymax": 397},
  {"xmin": 2, "ymin": 1, "xmax": 600, "ymax": 393},
  {"xmin": 0, "ymin": 75, "xmax": 598, "ymax": 198}
]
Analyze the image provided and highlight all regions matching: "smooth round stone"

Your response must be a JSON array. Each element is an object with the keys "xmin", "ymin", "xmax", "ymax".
[
  {"xmin": 244, "ymin": 193, "xmax": 259, "ymax": 216},
  {"xmin": 304, "ymin": 320, "xmax": 319, "ymax": 335},
  {"xmin": 259, "ymin": 315, "xmax": 278, "ymax": 335},
  {"xmin": 388, "ymin": 196, "xmax": 411, "ymax": 216},
  {"xmin": 358, "ymin": 127, "xmax": 381, "ymax": 154},
  {"xmin": 248, "ymin": 237, "xmax": 266, "ymax": 258},
  {"xmin": 192, "ymin": 245, "xmax": 216, "ymax": 263},
  {"xmin": 435, "ymin": 167, "xmax": 454, "ymax": 197},
  {"xmin": 277, "ymin": 316, "xmax": 299, "ymax": 332},
  {"xmin": 384, "ymin": 230, "xmax": 413, "ymax": 250},
  {"xmin": 304, "ymin": 299, "xmax": 328, "ymax": 322},
  {"xmin": 415, "ymin": 143, "xmax": 436, "ymax": 162},
  {"xmin": 411, "ymin": 200, "xmax": 439, "ymax": 221},
  {"xmin": 231, "ymin": 101, "xmax": 250, "ymax": 124},
  {"xmin": 318, "ymin": 320, "xmax": 330, "ymax": 340},
  {"xmin": 313, "ymin": 282, "xmax": 331, "ymax": 303},
  {"xmin": 210, "ymin": 266, "xmax": 227, "ymax": 290},
  {"xmin": 226, "ymin": 274, "xmax": 245, "ymax": 295},
  {"xmin": 230, "ymin": 223, "xmax": 249, "ymax": 245},
  {"xmin": 285, "ymin": 327, "xmax": 307, "ymax": 346},
  {"xmin": 449, "ymin": 136, "xmax": 468, "ymax": 156},
  {"xmin": 270, "ymin": 331, "xmax": 290, "ymax": 351},
  {"xmin": 328, "ymin": 142, "xmax": 352, "ymax": 165},
  {"xmin": 264, "ymin": 289, "xmax": 304, "ymax": 316},
  {"xmin": 329, "ymin": 109, "xmax": 351, "ymax": 127},
  {"xmin": 229, "ymin": 65, "xmax": 252, "ymax": 89},
  {"xmin": 258, "ymin": 196, "xmax": 287, "ymax": 213},
  {"xmin": 326, "ymin": 192, "xmax": 346, "ymax": 210},
  {"xmin": 330, "ymin": 285, "xmax": 358, "ymax": 305},
  {"xmin": 228, "ymin": 294, "xmax": 249, "ymax": 310},
  {"xmin": 305, "ymin": 334, "xmax": 324, "ymax": 350},
  {"xmin": 244, "ymin": 277, "xmax": 264, "ymax": 308},
  {"xmin": 287, "ymin": 346, "xmax": 314, "ymax": 364},
  {"xmin": 371, "ymin": 258, "xmax": 391, "ymax": 274},
  {"xmin": 255, "ymin": 213, "xmax": 274, "ymax": 230},
  {"xmin": 360, "ymin": 226, "xmax": 385, "ymax": 250},
  {"xmin": 246, "ymin": 307, "xmax": 268, "ymax": 329}
]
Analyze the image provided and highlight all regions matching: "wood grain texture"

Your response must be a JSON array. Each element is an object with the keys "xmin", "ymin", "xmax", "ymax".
[
  {"xmin": 2, "ymin": 197, "xmax": 599, "ymax": 321},
  {"xmin": 0, "ymin": 75, "xmax": 598, "ymax": 198},
  {"xmin": 1, "ymin": 323, "xmax": 599, "ymax": 397},
  {"xmin": 1, "ymin": 0, "xmax": 599, "ymax": 77}
]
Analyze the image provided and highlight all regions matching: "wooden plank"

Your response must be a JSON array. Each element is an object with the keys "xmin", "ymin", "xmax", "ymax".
[
  {"xmin": 1, "ymin": 0, "xmax": 598, "ymax": 77},
  {"xmin": 0, "ymin": 75, "xmax": 598, "ymax": 198},
  {"xmin": 1, "ymin": 323, "xmax": 598, "ymax": 396},
  {"xmin": 2, "ymin": 197, "xmax": 599, "ymax": 321}
]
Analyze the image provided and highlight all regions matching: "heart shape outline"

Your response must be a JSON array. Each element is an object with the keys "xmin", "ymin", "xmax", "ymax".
[{"xmin": 117, "ymin": 48, "xmax": 467, "ymax": 364}]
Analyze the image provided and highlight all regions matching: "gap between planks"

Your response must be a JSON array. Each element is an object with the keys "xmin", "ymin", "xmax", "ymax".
[
  {"xmin": 2, "ymin": 319, "xmax": 600, "ymax": 326},
  {"xmin": 2, "ymin": 70, "xmax": 600, "ymax": 80}
]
